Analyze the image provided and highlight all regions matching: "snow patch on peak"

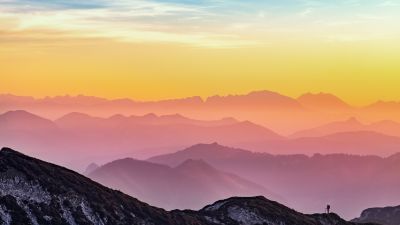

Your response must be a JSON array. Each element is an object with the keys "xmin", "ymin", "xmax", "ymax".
[
  {"xmin": 0, "ymin": 205, "xmax": 11, "ymax": 225},
  {"xmin": 204, "ymin": 216, "xmax": 223, "ymax": 224},
  {"xmin": 0, "ymin": 174, "xmax": 107, "ymax": 225},
  {"xmin": 80, "ymin": 201, "xmax": 105, "ymax": 225},
  {"xmin": 227, "ymin": 206, "xmax": 269, "ymax": 225},
  {"xmin": 20, "ymin": 203, "xmax": 39, "ymax": 225},
  {"xmin": 0, "ymin": 177, "xmax": 51, "ymax": 204},
  {"xmin": 59, "ymin": 198, "xmax": 78, "ymax": 225},
  {"xmin": 43, "ymin": 215, "xmax": 52, "ymax": 221},
  {"xmin": 204, "ymin": 200, "xmax": 228, "ymax": 211}
]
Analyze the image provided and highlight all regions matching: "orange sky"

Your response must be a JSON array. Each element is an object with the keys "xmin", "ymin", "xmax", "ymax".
[{"xmin": 1, "ymin": 0, "xmax": 400, "ymax": 106}]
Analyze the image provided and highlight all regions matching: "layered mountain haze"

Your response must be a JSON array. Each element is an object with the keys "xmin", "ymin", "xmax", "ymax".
[
  {"xmin": 55, "ymin": 111, "xmax": 283, "ymax": 142},
  {"xmin": 0, "ymin": 110, "xmax": 66, "ymax": 160},
  {"xmin": 88, "ymin": 157, "xmax": 278, "ymax": 210},
  {"xmin": 0, "ymin": 147, "xmax": 375, "ymax": 225},
  {"xmin": 2, "ymin": 91, "xmax": 400, "ymax": 134},
  {"xmin": 0, "ymin": 110, "xmax": 282, "ymax": 170},
  {"xmin": 291, "ymin": 117, "xmax": 366, "ymax": 138},
  {"xmin": 291, "ymin": 117, "xmax": 400, "ymax": 138},
  {"xmin": 149, "ymin": 143, "xmax": 400, "ymax": 219},
  {"xmin": 205, "ymin": 90, "xmax": 303, "ymax": 110},
  {"xmin": 1, "ymin": 92, "xmax": 400, "ymax": 222},
  {"xmin": 363, "ymin": 101, "xmax": 400, "ymax": 121},
  {"xmin": 2, "ymin": 109, "xmax": 400, "ymax": 171},
  {"xmin": 241, "ymin": 131, "xmax": 400, "ymax": 156},
  {"xmin": 0, "ymin": 110, "xmax": 58, "ymax": 131},
  {"xmin": 56, "ymin": 112, "xmax": 239, "ymax": 129}
]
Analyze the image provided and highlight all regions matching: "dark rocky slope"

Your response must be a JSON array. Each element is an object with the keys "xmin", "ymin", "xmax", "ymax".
[{"xmin": 0, "ymin": 147, "xmax": 378, "ymax": 225}]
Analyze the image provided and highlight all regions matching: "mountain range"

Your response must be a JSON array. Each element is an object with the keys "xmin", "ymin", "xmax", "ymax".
[
  {"xmin": 2, "ymin": 110, "xmax": 400, "ymax": 171},
  {"xmin": 0, "ymin": 147, "xmax": 381, "ymax": 225},
  {"xmin": 149, "ymin": 143, "xmax": 400, "ymax": 219},
  {"xmin": 0, "ymin": 110, "xmax": 282, "ymax": 170},
  {"xmin": 88, "ymin": 157, "xmax": 278, "ymax": 210},
  {"xmin": 291, "ymin": 117, "xmax": 400, "ymax": 138},
  {"xmin": 2, "ymin": 91, "xmax": 400, "ymax": 134},
  {"xmin": 2, "ymin": 107, "xmax": 400, "ymax": 220},
  {"xmin": 239, "ymin": 130, "xmax": 400, "ymax": 156}
]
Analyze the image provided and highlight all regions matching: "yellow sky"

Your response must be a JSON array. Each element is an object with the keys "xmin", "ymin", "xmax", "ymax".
[
  {"xmin": 2, "ymin": 37, "xmax": 399, "ymax": 106},
  {"xmin": 1, "ymin": 1, "xmax": 400, "ymax": 106}
]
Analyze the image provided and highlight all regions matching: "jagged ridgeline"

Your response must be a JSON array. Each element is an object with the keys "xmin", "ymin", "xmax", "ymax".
[{"xmin": 0, "ymin": 147, "xmax": 378, "ymax": 225}]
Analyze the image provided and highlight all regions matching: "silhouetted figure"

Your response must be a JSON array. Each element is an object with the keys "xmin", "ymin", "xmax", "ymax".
[{"xmin": 326, "ymin": 204, "xmax": 330, "ymax": 214}]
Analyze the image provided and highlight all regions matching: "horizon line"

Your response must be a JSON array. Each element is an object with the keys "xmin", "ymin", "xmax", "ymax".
[{"xmin": 1, "ymin": 90, "xmax": 399, "ymax": 107}]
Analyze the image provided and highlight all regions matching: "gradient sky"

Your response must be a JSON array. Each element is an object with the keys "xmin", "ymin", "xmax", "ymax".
[{"xmin": 1, "ymin": 0, "xmax": 400, "ymax": 105}]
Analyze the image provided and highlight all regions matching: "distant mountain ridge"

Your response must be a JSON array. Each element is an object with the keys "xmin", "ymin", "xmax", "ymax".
[
  {"xmin": 297, "ymin": 92, "xmax": 352, "ymax": 110},
  {"xmin": 3, "ymin": 90, "xmax": 400, "ymax": 134},
  {"xmin": 205, "ymin": 90, "xmax": 303, "ymax": 109},
  {"xmin": 0, "ymin": 147, "xmax": 377, "ymax": 225},
  {"xmin": 291, "ymin": 117, "xmax": 365, "ymax": 138},
  {"xmin": 238, "ymin": 130, "xmax": 400, "ymax": 156},
  {"xmin": 88, "ymin": 157, "xmax": 278, "ymax": 210},
  {"xmin": 0, "ymin": 110, "xmax": 282, "ymax": 170},
  {"xmin": 353, "ymin": 205, "xmax": 400, "ymax": 225},
  {"xmin": 56, "ymin": 112, "xmax": 239, "ymax": 128},
  {"xmin": 149, "ymin": 143, "xmax": 400, "ymax": 219},
  {"xmin": 0, "ymin": 110, "xmax": 58, "ymax": 131},
  {"xmin": 3, "ymin": 109, "xmax": 400, "ymax": 171},
  {"xmin": 291, "ymin": 117, "xmax": 400, "ymax": 138}
]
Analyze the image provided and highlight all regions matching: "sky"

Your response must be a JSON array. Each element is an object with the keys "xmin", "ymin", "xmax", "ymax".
[{"xmin": 1, "ymin": 0, "xmax": 400, "ymax": 106}]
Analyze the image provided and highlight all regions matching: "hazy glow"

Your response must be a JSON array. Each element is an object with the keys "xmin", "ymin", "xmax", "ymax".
[{"xmin": 1, "ymin": 0, "xmax": 400, "ymax": 105}]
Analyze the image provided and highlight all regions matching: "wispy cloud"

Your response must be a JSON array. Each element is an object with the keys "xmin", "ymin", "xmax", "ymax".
[
  {"xmin": 0, "ymin": 0, "xmax": 399, "ymax": 47},
  {"xmin": 0, "ymin": 0, "xmax": 259, "ymax": 47}
]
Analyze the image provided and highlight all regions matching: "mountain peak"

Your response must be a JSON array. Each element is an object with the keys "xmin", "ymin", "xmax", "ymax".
[
  {"xmin": 108, "ymin": 113, "xmax": 127, "ymax": 120},
  {"xmin": 57, "ymin": 112, "xmax": 93, "ymax": 120},
  {"xmin": 248, "ymin": 90, "xmax": 283, "ymax": 97},
  {"xmin": 0, "ymin": 110, "xmax": 56, "ymax": 130},
  {"xmin": 84, "ymin": 162, "xmax": 100, "ymax": 175},
  {"xmin": 0, "ymin": 147, "xmax": 22, "ymax": 156},
  {"xmin": 148, "ymin": 143, "xmax": 253, "ymax": 167},
  {"xmin": 220, "ymin": 117, "xmax": 238, "ymax": 123},
  {"xmin": 299, "ymin": 92, "xmax": 341, "ymax": 100},
  {"xmin": 160, "ymin": 113, "xmax": 186, "ymax": 119},
  {"xmin": 202, "ymin": 196, "xmax": 268, "ymax": 211},
  {"xmin": 298, "ymin": 92, "xmax": 350, "ymax": 109},
  {"xmin": 367, "ymin": 100, "xmax": 400, "ymax": 110},
  {"xmin": 182, "ymin": 142, "xmax": 248, "ymax": 155},
  {"xmin": 345, "ymin": 117, "xmax": 362, "ymax": 124},
  {"xmin": 96, "ymin": 157, "xmax": 171, "ymax": 174},
  {"xmin": 205, "ymin": 90, "xmax": 301, "ymax": 109},
  {"xmin": 1, "ymin": 110, "xmax": 38, "ymax": 118},
  {"xmin": 175, "ymin": 158, "xmax": 216, "ymax": 172},
  {"xmin": 142, "ymin": 113, "xmax": 158, "ymax": 119},
  {"xmin": 190, "ymin": 142, "xmax": 223, "ymax": 149},
  {"xmin": 200, "ymin": 196, "xmax": 352, "ymax": 225}
]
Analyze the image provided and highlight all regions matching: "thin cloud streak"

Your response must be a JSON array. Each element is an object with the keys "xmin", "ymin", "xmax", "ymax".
[
  {"xmin": 0, "ymin": 0, "xmax": 258, "ymax": 48},
  {"xmin": 0, "ymin": 0, "xmax": 399, "ymax": 47}
]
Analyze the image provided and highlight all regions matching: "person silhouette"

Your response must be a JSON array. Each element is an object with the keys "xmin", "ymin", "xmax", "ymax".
[{"xmin": 326, "ymin": 204, "xmax": 331, "ymax": 214}]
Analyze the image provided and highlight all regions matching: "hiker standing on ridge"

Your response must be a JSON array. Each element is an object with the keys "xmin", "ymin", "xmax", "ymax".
[{"xmin": 326, "ymin": 204, "xmax": 331, "ymax": 214}]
